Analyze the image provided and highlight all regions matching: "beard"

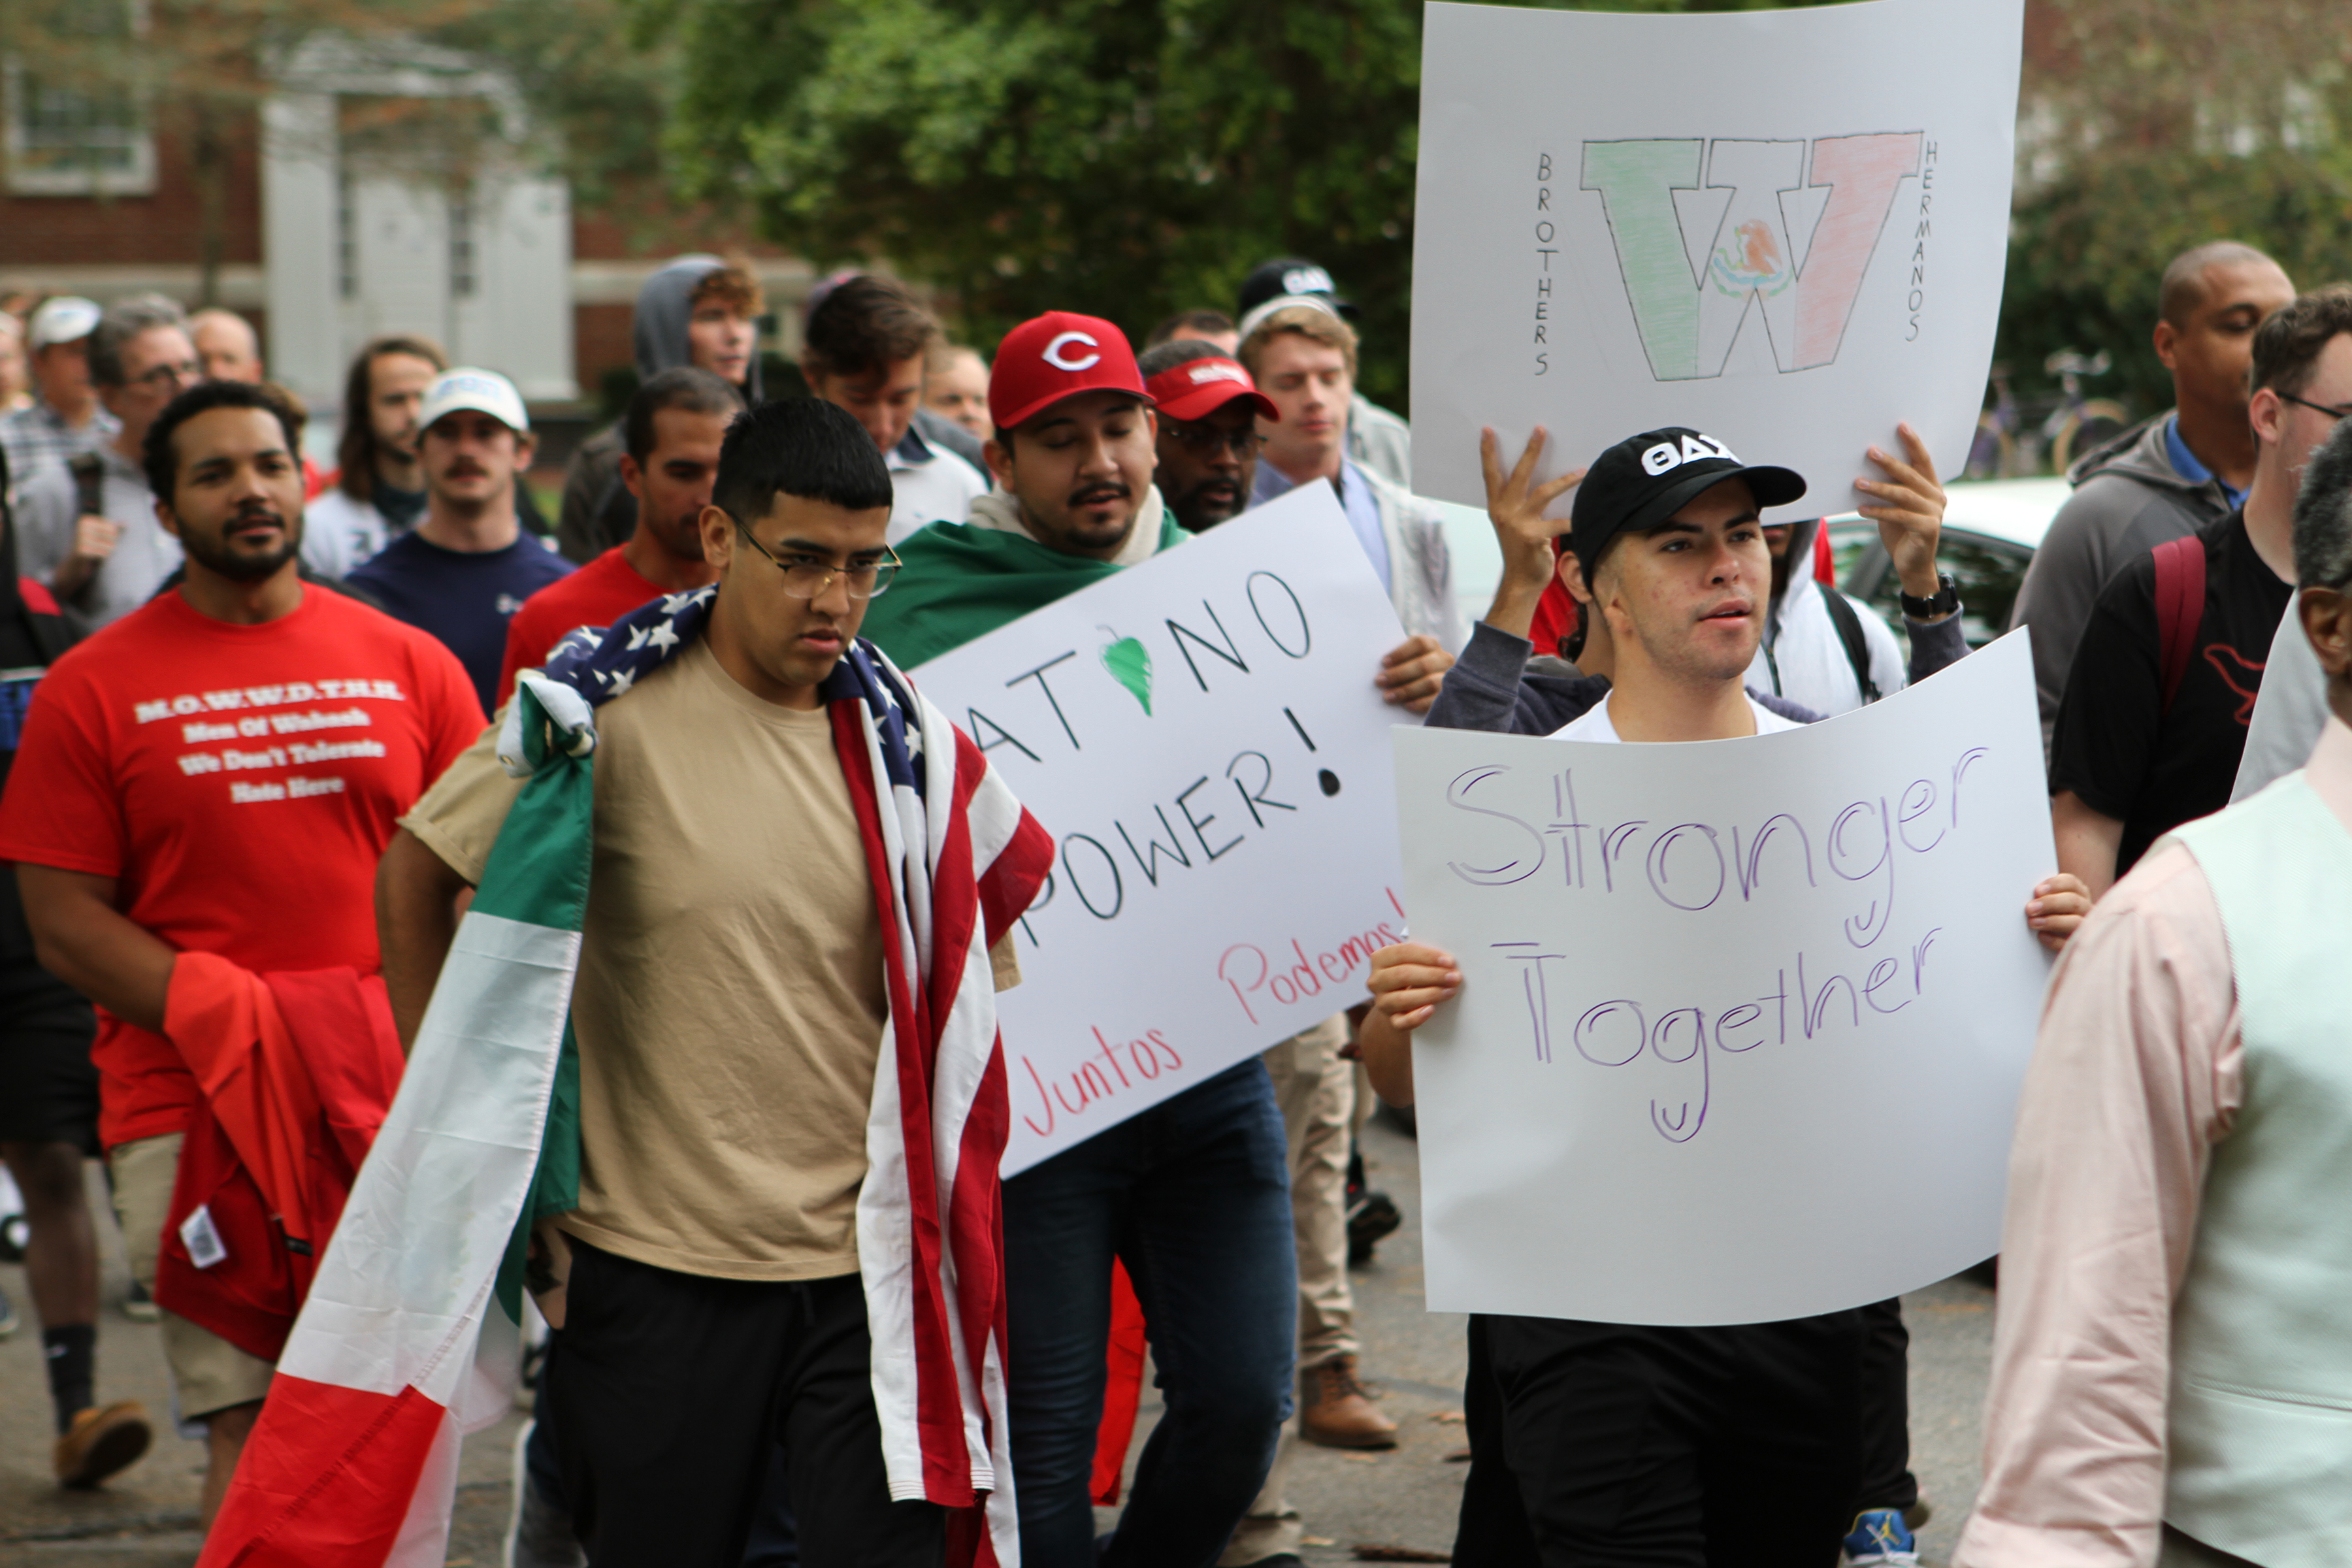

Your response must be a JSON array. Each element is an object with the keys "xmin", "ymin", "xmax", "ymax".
[
  {"xmin": 1172, "ymin": 474, "xmax": 1244, "ymax": 531},
  {"xmin": 182, "ymin": 512, "xmax": 301, "ymax": 583},
  {"xmin": 655, "ymin": 505, "xmax": 708, "ymax": 561}
]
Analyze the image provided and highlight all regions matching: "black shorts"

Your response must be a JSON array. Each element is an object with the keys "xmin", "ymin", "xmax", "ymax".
[{"xmin": 0, "ymin": 1018, "xmax": 101, "ymax": 1154}]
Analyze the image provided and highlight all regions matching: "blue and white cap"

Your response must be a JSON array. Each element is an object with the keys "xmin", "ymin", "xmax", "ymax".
[{"xmin": 419, "ymin": 367, "xmax": 531, "ymax": 434}]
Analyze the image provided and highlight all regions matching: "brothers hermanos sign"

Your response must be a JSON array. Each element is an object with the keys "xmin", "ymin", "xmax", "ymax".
[{"xmin": 1410, "ymin": 0, "xmax": 2022, "ymax": 523}]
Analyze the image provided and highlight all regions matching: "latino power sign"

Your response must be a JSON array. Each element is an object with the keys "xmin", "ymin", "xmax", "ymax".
[
  {"xmin": 912, "ymin": 484, "xmax": 1413, "ymax": 1173},
  {"xmin": 1410, "ymin": 0, "xmax": 2021, "ymax": 521},
  {"xmin": 1396, "ymin": 634, "xmax": 2055, "ymax": 1325}
]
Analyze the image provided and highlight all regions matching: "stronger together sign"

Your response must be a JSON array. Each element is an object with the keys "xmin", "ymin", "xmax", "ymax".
[{"xmin": 1395, "ymin": 634, "xmax": 2055, "ymax": 1325}]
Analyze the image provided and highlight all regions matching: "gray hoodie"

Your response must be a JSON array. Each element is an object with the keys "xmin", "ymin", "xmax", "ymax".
[
  {"xmin": 2006, "ymin": 413, "xmax": 2238, "ymax": 751},
  {"xmin": 557, "ymin": 255, "xmax": 761, "ymax": 562}
]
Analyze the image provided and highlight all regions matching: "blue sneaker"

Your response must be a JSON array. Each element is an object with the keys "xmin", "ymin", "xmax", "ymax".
[{"xmin": 1842, "ymin": 1507, "xmax": 1920, "ymax": 1567}]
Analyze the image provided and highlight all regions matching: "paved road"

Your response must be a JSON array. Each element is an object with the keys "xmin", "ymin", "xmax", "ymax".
[{"xmin": 1, "ymin": 1119, "xmax": 1995, "ymax": 1565}]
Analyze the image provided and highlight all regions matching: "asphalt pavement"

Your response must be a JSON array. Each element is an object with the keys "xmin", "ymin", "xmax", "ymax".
[{"xmin": 1, "ymin": 1117, "xmax": 1997, "ymax": 1565}]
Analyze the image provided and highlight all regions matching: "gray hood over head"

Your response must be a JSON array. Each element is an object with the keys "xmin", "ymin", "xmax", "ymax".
[{"xmin": 632, "ymin": 253, "xmax": 763, "ymax": 401}]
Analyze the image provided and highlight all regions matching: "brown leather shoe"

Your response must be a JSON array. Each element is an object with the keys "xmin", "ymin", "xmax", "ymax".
[
  {"xmin": 1299, "ymin": 1354, "xmax": 1399, "ymax": 1450},
  {"xmin": 54, "ymin": 1400, "xmax": 152, "ymax": 1488}
]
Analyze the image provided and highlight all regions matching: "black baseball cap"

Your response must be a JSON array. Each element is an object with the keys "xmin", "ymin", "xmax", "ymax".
[
  {"xmin": 1237, "ymin": 257, "xmax": 1357, "ymax": 321},
  {"xmin": 1567, "ymin": 427, "xmax": 1806, "ymax": 573}
]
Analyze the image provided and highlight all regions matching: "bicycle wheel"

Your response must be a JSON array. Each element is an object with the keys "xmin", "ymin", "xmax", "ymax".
[{"xmin": 2051, "ymin": 400, "xmax": 2131, "ymax": 474}]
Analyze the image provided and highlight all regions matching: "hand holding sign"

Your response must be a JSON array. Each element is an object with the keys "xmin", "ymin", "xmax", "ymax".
[
  {"xmin": 1478, "ymin": 427, "xmax": 1587, "ymax": 641},
  {"xmin": 1854, "ymin": 421, "xmax": 1950, "ymax": 599}
]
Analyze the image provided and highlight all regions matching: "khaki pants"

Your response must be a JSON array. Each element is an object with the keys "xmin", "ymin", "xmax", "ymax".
[
  {"xmin": 1222, "ymin": 1014, "xmax": 1355, "ymax": 1565},
  {"xmin": 112, "ymin": 1132, "xmax": 275, "ymax": 1419}
]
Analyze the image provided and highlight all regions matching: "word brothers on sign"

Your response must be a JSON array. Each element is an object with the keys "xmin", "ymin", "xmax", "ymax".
[
  {"xmin": 1447, "ymin": 742, "xmax": 1990, "ymax": 1144},
  {"xmin": 1580, "ymin": 133, "xmax": 1924, "ymax": 381}
]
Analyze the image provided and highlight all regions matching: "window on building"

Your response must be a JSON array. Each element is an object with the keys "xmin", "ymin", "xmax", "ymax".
[{"xmin": 2, "ymin": 6, "xmax": 155, "ymax": 197}]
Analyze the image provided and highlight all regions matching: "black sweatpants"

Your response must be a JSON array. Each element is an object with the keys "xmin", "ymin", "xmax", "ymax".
[
  {"xmin": 1453, "ymin": 1310, "xmax": 1865, "ymax": 1568},
  {"xmin": 546, "ymin": 1239, "xmax": 944, "ymax": 1568},
  {"xmin": 1855, "ymin": 1298, "xmax": 1919, "ymax": 1516}
]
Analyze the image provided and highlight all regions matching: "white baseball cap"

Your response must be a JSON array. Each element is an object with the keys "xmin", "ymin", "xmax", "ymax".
[
  {"xmin": 27, "ymin": 297, "xmax": 103, "ymax": 351},
  {"xmin": 419, "ymin": 367, "xmax": 531, "ymax": 435}
]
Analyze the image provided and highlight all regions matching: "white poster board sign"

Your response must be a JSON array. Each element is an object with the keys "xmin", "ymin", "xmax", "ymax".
[
  {"xmin": 913, "ymin": 485, "xmax": 1412, "ymax": 1174},
  {"xmin": 1394, "ymin": 633, "xmax": 2051, "ymax": 1324},
  {"xmin": 1410, "ymin": 0, "xmax": 2021, "ymax": 521}
]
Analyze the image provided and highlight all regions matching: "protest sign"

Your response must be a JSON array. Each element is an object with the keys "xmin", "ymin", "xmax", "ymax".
[
  {"xmin": 1410, "ymin": 0, "xmax": 2021, "ymax": 523},
  {"xmin": 1394, "ymin": 632, "xmax": 2051, "ymax": 1324},
  {"xmin": 911, "ymin": 484, "xmax": 1413, "ymax": 1173}
]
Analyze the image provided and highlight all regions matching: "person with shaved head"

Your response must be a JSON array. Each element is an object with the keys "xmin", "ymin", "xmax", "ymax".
[{"xmin": 2010, "ymin": 242, "xmax": 2296, "ymax": 748}]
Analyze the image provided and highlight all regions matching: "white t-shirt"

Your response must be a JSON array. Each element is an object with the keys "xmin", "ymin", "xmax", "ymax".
[
  {"xmin": 884, "ymin": 429, "xmax": 987, "ymax": 545},
  {"xmin": 302, "ymin": 488, "xmax": 396, "ymax": 581},
  {"xmin": 1548, "ymin": 692, "xmax": 1805, "ymax": 743},
  {"xmin": 1746, "ymin": 578, "xmax": 1907, "ymax": 717}
]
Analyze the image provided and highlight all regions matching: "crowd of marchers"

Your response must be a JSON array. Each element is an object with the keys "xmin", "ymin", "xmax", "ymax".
[{"xmin": 0, "ymin": 237, "xmax": 2347, "ymax": 1568}]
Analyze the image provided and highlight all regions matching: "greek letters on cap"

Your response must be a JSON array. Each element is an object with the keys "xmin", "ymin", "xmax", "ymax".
[{"xmin": 1641, "ymin": 432, "xmax": 1738, "ymax": 476}]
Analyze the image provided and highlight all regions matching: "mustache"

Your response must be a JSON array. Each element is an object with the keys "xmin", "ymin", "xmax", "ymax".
[
  {"xmin": 226, "ymin": 505, "xmax": 287, "ymax": 531},
  {"xmin": 1069, "ymin": 480, "xmax": 1132, "ymax": 506}
]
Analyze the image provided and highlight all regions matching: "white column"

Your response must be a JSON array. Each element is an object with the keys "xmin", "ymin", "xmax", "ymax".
[
  {"xmin": 455, "ymin": 172, "xmax": 576, "ymax": 400},
  {"xmin": 259, "ymin": 91, "xmax": 342, "ymax": 415}
]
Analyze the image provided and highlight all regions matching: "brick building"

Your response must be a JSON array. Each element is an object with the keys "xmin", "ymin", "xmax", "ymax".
[{"xmin": 0, "ymin": 33, "xmax": 812, "ymax": 453}]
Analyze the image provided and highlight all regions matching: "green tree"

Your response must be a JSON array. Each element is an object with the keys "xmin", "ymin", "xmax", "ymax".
[
  {"xmin": 429, "ymin": 0, "xmax": 683, "ymax": 225},
  {"xmin": 648, "ymin": 0, "xmax": 1846, "ymax": 406},
  {"xmin": 1999, "ymin": 0, "xmax": 2352, "ymax": 421}
]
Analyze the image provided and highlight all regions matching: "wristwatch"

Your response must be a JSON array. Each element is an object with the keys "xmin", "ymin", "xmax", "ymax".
[{"xmin": 1900, "ymin": 571, "xmax": 1960, "ymax": 621}]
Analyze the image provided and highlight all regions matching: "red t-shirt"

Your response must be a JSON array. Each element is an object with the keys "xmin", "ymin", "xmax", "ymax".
[
  {"xmin": 0, "ymin": 587, "xmax": 485, "ymax": 1148},
  {"xmin": 495, "ymin": 547, "xmax": 670, "ymax": 708}
]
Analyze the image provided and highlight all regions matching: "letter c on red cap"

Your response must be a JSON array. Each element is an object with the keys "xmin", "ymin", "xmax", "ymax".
[{"xmin": 1043, "ymin": 331, "xmax": 1102, "ymax": 372}]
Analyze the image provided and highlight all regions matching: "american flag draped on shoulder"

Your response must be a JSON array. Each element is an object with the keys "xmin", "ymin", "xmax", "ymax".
[{"xmin": 200, "ymin": 587, "xmax": 1053, "ymax": 1568}]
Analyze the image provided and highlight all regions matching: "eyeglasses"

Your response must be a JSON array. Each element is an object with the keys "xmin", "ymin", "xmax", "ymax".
[
  {"xmin": 1166, "ymin": 421, "xmax": 1265, "ymax": 460},
  {"xmin": 733, "ymin": 522, "xmax": 901, "ymax": 599},
  {"xmin": 2283, "ymin": 391, "xmax": 2352, "ymax": 423},
  {"xmin": 129, "ymin": 359, "xmax": 201, "ymax": 391}
]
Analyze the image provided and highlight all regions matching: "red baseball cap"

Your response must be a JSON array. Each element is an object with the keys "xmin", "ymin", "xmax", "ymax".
[
  {"xmin": 1143, "ymin": 355, "xmax": 1279, "ymax": 424},
  {"xmin": 988, "ymin": 312, "xmax": 1151, "ymax": 432}
]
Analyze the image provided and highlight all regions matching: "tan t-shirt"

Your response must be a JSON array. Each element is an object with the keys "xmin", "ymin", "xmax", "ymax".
[{"xmin": 404, "ymin": 638, "xmax": 894, "ymax": 1281}]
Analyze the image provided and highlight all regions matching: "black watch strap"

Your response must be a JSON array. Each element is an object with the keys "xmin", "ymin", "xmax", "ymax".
[{"xmin": 1901, "ymin": 570, "xmax": 1959, "ymax": 621}]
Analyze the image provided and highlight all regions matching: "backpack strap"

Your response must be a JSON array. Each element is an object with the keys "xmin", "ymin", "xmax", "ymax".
[
  {"xmin": 2152, "ymin": 534, "xmax": 2207, "ymax": 715},
  {"xmin": 1818, "ymin": 580, "xmax": 1881, "ymax": 704}
]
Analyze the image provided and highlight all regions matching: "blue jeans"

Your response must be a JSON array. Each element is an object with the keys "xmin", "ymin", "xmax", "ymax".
[{"xmin": 1005, "ymin": 1058, "xmax": 1296, "ymax": 1567}]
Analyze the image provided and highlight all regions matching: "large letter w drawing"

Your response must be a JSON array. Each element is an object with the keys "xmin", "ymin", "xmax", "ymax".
[{"xmin": 1580, "ymin": 134, "xmax": 1921, "ymax": 381}]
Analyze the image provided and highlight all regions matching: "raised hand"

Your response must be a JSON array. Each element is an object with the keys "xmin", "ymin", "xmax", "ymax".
[{"xmin": 1855, "ymin": 421, "xmax": 1946, "ymax": 601}]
